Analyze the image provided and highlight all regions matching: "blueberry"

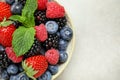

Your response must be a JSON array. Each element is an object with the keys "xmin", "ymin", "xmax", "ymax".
[
  {"xmin": 45, "ymin": 21, "xmax": 58, "ymax": 34},
  {"xmin": 16, "ymin": 73, "xmax": 29, "ymax": 80},
  {"xmin": 1, "ymin": 70, "xmax": 9, "ymax": 80},
  {"xmin": 38, "ymin": 71, "xmax": 52, "ymax": 80},
  {"xmin": 11, "ymin": 2, "xmax": 23, "ymax": 15},
  {"xmin": 48, "ymin": 65, "xmax": 58, "ymax": 75},
  {"xmin": 10, "ymin": 75, "xmax": 17, "ymax": 80},
  {"xmin": 5, "ymin": 0, "xmax": 15, "ymax": 5},
  {"xmin": 0, "ymin": 44, "xmax": 5, "ymax": 53},
  {"xmin": 60, "ymin": 26, "xmax": 73, "ymax": 41},
  {"xmin": 59, "ymin": 51, "xmax": 68, "ymax": 63},
  {"xmin": 59, "ymin": 39, "xmax": 68, "ymax": 51},
  {"xmin": 7, "ymin": 64, "xmax": 18, "ymax": 75}
]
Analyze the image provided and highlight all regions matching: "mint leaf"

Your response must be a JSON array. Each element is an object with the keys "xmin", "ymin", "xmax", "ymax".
[
  {"xmin": 22, "ymin": 0, "xmax": 37, "ymax": 17},
  {"xmin": 10, "ymin": 0, "xmax": 37, "ymax": 56},
  {"xmin": 22, "ymin": 13, "xmax": 35, "ymax": 27},
  {"xmin": 9, "ymin": 15, "xmax": 26, "ymax": 23},
  {"xmin": 10, "ymin": 15, "xmax": 34, "ymax": 28},
  {"xmin": 12, "ymin": 27, "xmax": 35, "ymax": 56},
  {"xmin": 21, "ymin": 0, "xmax": 37, "ymax": 27}
]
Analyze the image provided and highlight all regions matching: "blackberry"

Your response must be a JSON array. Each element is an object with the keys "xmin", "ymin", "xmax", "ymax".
[
  {"xmin": 19, "ymin": 0, "xmax": 26, "ymax": 5},
  {"xmin": 34, "ymin": 10, "xmax": 48, "ymax": 25},
  {"xmin": 0, "ymin": 45, "xmax": 11, "ymax": 69},
  {"xmin": 53, "ymin": 17, "xmax": 67, "ymax": 30},
  {"xmin": 24, "ymin": 38, "xmax": 41, "ymax": 58},
  {"xmin": 43, "ymin": 34, "xmax": 60, "ymax": 50},
  {"xmin": 34, "ymin": 10, "xmax": 67, "ymax": 30}
]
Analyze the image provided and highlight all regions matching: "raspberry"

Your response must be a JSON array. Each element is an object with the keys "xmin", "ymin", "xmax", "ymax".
[
  {"xmin": 37, "ymin": 0, "xmax": 48, "ymax": 10},
  {"xmin": 35, "ymin": 24, "xmax": 48, "ymax": 42},
  {"xmin": 45, "ymin": 49, "xmax": 59, "ymax": 65},
  {"xmin": 46, "ymin": 2, "xmax": 65, "ymax": 18},
  {"xmin": 5, "ymin": 47, "xmax": 23, "ymax": 63}
]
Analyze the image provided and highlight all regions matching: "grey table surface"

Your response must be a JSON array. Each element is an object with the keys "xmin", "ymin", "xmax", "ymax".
[{"xmin": 56, "ymin": 0, "xmax": 120, "ymax": 80}]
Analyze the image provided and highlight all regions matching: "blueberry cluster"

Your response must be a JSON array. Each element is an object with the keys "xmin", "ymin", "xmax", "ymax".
[{"xmin": 0, "ymin": 64, "xmax": 29, "ymax": 80}]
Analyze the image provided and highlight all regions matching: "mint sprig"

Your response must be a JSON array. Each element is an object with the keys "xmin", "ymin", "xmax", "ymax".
[
  {"xmin": 9, "ymin": 15, "xmax": 26, "ymax": 23},
  {"xmin": 9, "ymin": 0, "xmax": 37, "ymax": 56},
  {"xmin": 10, "ymin": 0, "xmax": 37, "ymax": 28},
  {"xmin": 22, "ymin": 0, "xmax": 37, "ymax": 16}
]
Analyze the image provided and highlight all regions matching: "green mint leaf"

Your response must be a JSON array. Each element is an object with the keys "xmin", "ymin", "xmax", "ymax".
[
  {"xmin": 12, "ymin": 27, "xmax": 35, "ymax": 56},
  {"xmin": 9, "ymin": 15, "xmax": 26, "ymax": 23},
  {"xmin": 22, "ymin": 0, "xmax": 37, "ymax": 17},
  {"xmin": 22, "ymin": 13, "xmax": 35, "ymax": 28},
  {"xmin": 21, "ymin": 0, "xmax": 37, "ymax": 27},
  {"xmin": 9, "ymin": 15, "xmax": 34, "ymax": 28}
]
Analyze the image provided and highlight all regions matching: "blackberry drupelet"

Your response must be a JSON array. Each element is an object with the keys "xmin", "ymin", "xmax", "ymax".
[
  {"xmin": 54, "ymin": 17, "xmax": 67, "ymax": 30},
  {"xmin": 43, "ymin": 33, "xmax": 60, "ymax": 50},
  {"xmin": 0, "ymin": 45, "xmax": 11, "ymax": 69},
  {"xmin": 34, "ymin": 10, "xmax": 48, "ymax": 25},
  {"xmin": 24, "ymin": 38, "xmax": 42, "ymax": 58},
  {"xmin": 19, "ymin": 0, "xmax": 26, "ymax": 5}
]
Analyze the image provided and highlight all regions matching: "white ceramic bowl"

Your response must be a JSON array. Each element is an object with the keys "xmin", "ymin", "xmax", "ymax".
[{"xmin": 1, "ymin": 0, "xmax": 75, "ymax": 80}]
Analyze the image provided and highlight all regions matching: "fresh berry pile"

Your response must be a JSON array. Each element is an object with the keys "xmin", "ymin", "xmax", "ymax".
[{"xmin": 0, "ymin": 0, "xmax": 73, "ymax": 80}]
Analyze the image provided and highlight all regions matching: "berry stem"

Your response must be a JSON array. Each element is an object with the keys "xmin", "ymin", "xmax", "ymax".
[{"xmin": 0, "ymin": 17, "xmax": 13, "ymax": 27}]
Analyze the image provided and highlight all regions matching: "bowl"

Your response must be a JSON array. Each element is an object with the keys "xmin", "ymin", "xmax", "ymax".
[{"xmin": 1, "ymin": 0, "xmax": 75, "ymax": 80}]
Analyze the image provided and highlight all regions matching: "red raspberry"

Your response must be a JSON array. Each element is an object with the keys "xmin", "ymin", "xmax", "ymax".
[
  {"xmin": 37, "ymin": 0, "xmax": 48, "ymax": 10},
  {"xmin": 35, "ymin": 24, "xmax": 48, "ymax": 42},
  {"xmin": 46, "ymin": 2, "xmax": 65, "ymax": 18},
  {"xmin": 45, "ymin": 49, "xmax": 59, "ymax": 65},
  {"xmin": 5, "ymin": 47, "xmax": 23, "ymax": 63}
]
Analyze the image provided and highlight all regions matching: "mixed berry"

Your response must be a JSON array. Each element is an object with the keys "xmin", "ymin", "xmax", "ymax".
[{"xmin": 0, "ymin": 0, "xmax": 73, "ymax": 80}]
